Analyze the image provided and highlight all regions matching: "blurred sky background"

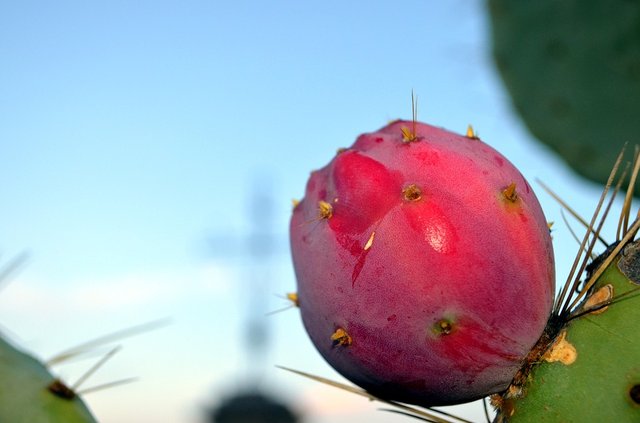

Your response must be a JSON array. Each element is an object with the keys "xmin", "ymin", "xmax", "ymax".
[{"xmin": 0, "ymin": 1, "xmax": 626, "ymax": 422}]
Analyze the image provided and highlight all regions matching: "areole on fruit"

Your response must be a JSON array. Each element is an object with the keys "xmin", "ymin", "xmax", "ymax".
[{"xmin": 289, "ymin": 119, "xmax": 555, "ymax": 406}]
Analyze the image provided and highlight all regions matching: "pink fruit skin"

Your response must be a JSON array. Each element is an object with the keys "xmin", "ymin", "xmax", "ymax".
[{"xmin": 289, "ymin": 121, "xmax": 555, "ymax": 406}]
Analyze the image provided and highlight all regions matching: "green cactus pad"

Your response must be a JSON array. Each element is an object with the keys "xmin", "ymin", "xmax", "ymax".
[
  {"xmin": 495, "ymin": 241, "xmax": 640, "ymax": 422},
  {"xmin": 489, "ymin": 0, "xmax": 640, "ymax": 189},
  {"xmin": 0, "ymin": 334, "xmax": 97, "ymax": 423}
]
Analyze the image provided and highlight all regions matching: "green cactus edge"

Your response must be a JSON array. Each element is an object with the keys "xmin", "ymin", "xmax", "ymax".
[{"xmin": 0, "ymin": 333, "xmax": 97, "ymax": 423}]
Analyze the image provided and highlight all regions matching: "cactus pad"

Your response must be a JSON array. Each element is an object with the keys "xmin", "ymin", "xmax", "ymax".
[{"xmin": 0, "ymin": 334, "xmax": 97, "ymax": 423}]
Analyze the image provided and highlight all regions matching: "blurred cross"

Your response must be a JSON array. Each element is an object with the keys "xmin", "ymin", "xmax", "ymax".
[{"xmin": 209, "ymin": 172, "xmax": 287, "ymax": 383}]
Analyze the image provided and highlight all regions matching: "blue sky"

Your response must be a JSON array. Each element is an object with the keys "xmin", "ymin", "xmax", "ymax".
[{"xmin": 0, "ymin": 1, "xmax": 622, "ymax": 422}]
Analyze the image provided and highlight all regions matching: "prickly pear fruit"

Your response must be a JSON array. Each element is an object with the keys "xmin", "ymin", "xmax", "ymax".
[
  {"xmin": 289, "ymin": 120, "xmax": 555, "ymax": 406},
  {"xmin": 0, "ymin": 333, "xmax": 97, "ymax": 423}
]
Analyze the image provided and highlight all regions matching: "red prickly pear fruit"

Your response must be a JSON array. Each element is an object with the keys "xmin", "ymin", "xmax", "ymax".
[{"xmin": 289, "ymin": 120, "xmax": 555, "ymax": 406}]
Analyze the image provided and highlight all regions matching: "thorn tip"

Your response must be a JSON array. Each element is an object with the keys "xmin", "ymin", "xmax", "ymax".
[
  {"xmin": 466, "ymin": 124, "xmax": 479, "ymax": 139},
  {"xmin": 502, "ymin": 182, "xmax": 518, "ymax": 202},
  {"xmin": 331, "ymin": 327, "xmax": 352, "ymax": 347},
  {"xmin": 318, "ymin": 200, "xmax": 333, "ymax": 219},
  {"xmin": 286, "ymin": 292, "xmax": 299, "ymax": 307},
  {"xmin": 364, "ymin": 232, "xmax": 375, "ymax": 251}
]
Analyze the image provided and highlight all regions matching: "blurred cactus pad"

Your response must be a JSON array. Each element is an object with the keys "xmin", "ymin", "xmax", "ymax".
[
  {"xmin": 0, "ymin": 334, "xmax": 96, "ymax": 423},
  {"xmin": 489, "ymin": 0, "xmax": 640, "ymax": 188}
]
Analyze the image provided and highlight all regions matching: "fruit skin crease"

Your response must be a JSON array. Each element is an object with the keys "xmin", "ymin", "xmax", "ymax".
[{"xmin": 289, "ymin": 120, "xmax": 555, "ymax": 406}]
